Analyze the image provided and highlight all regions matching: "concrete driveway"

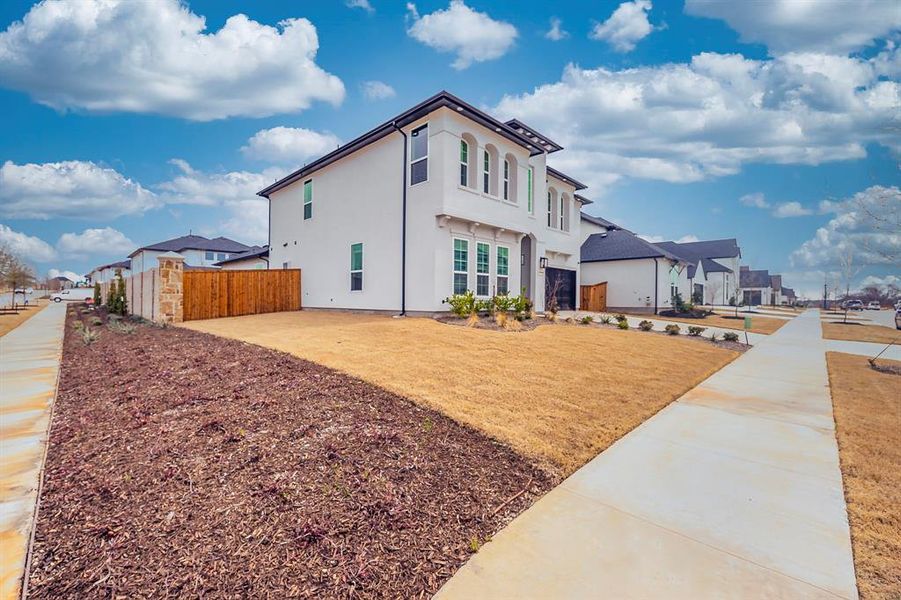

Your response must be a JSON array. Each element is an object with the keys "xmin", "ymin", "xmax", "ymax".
[{"xmin": 436, "ymin": 310, "xmax": 858, "ymax": 599}]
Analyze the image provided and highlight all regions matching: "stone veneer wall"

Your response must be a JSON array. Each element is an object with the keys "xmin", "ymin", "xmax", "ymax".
[{"xmin": 157, "ymin": 255, "xmax": 184, "ymax": 323}]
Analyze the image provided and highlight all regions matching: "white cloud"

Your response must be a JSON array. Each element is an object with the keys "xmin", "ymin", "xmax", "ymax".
[
  {"xmin": 0, "ymin": 0, "xmax": 344, "ymax": 121},
  {"xmin": 637, "ymin": 234, "xmax": 664, "ymax": 243},
  {"xmin": 157, "ymin": 161, "xmax": 285, "ymax": 244},
  {"xmin": 676, "ymin": 234, "xmax": 699, "ymax": 243},
  {"xmin": 405, "ymin": 1, "xmax": 517, "ymax": 70},
  {"xmin": 790, "ymin": 186, "xmax": 900, "ymax": 269},
  {"xmin": 545, "ymin": 17, "xmax": 569, "ymax": 42},
  {"xmin": 739, "ymin": 192, "xmax": 769, "ymax": 208},
  {"xmin": 241, "ymin": 127, "xmax": 341, "ymax": 164},
  {"xmin": 56, "ymin": 227, "xmax": 134, "ymax": 259},
  {"xmin": 346, "ymin": 0, "xmax": 374, "ymax": 14},
  {"xmin": 0, "ymin": 224, "xmax": 57, "ymax": 262},
  {"xmin": 361, "ymin": 80, "xmax": 396, "ymax": 100},
  {"xmin": 860, "ymin": 274, "xmax": 899, "ymax": 289},
  {"xmin": 0, "ymin": 160, "xmax": 158, "ymax": 219},
  {"xmin": 684, "ymin": 0, "xmax": 901, "ymax": 55},
  {"xmin": 772, "ymin": 201, "xmax": 813, "ymax": 218},
  {"xmin": 493, "ymin": 49, "xmax": 900, "ymax": 191},
  {"xmin": 590, "ymin": 0, "xmax": 654, "ymax": 53},
  {"xmin": 47, "ymin": 268, "xmax": 83, "ymax": 282}
]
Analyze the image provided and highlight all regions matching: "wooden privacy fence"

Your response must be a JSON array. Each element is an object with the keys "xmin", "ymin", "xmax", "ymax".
[
  {"xmin": 580, "ymin": 281, "xmax": 608, "ymax": 312},
  {"xmin": 183, "ymin": 269, "xmax": 301, "ymax": 321}
]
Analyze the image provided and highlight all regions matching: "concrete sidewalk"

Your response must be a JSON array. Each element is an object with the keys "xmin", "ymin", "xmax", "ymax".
[
  {"xmin": 437, "ymin": 310, "xmax": 858, "ymax": 599},
  {"xmin": 0, "ymin": 302, "xmax": 66, "ymax": 600}
]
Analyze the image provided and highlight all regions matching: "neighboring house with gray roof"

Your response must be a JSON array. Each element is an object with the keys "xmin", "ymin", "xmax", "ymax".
[
  {"xmin": 580, "ymin": 229, "xmax": 692, "ymax": 314},
  {"xmin": 214, "ymin": 246, "xmax": 269, "ymax": 270},
  {"xmin": 88, "ymin": 259, "xmax": 132, "ymax": 285},
  {"xmin": 656, "ymin": 238, "xmax": 741, "ymax": 305},
  {"xmin": 580, "ymin": 211, "xmax": 624, "ymax": 244},
  {"xmin": 129, "ymin": 234, "xmax": 252, "ymax": 273},
  {"xmin": 739, "ymin": 266, "xmax": 771, "ymax": 306}
]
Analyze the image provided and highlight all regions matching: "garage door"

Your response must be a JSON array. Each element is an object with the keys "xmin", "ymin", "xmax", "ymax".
[{"xmin": 545, "ymin": 268, "xmax": 576, "ymax": 311}]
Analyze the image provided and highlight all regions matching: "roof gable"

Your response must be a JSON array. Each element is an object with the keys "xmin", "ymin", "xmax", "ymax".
[
  {"xmin": 740, "ymin": 268, "xmax": 770, "ymax": 288},
  {"xmin": 129, "ymin": 235, "xmax": 250, "ymax": 257},
  {"xmin": 659, "ymin": 238, "xmax": 741, "ymax": 260},
  {"xmin": 581, "ymin": 230, "xmax": 683, "ymax": 263}
]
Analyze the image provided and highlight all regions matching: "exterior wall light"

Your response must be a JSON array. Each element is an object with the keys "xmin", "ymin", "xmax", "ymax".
[{"xmin": 539, "ymin": 257, "xmax": 548, "ymax": 269}]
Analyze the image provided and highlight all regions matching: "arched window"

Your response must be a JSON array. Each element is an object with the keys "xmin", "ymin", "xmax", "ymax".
[
  {"xmin": 484, "ymin": 144, "xmax": 500, "ymax": 196},
  {"xmin": 503, "ymin": 153, "xmax": 518, "ymax": 203},
  {"xmin": 483, "ymin": 150, "xmax": 491, "ymax": 194},
  {"xmin": 547, "ymin": 187, "xmax": 559, "ymax": 228},
  {"xmin": 559, "ymin": 194, "xmax": 567, "ymax": 230},
  {"xmin": 503, "ymin": 159, "xmax": 510, "ymax": 200},
  {"xmin": 460, "ymin": 140, "xmax": 469, "ymax": 187}
]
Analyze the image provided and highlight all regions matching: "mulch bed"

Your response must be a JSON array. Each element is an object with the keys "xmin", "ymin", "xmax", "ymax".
[
  {"xmin": 870, "ymin": 361, "xmax": 901, "ymax": 376},
  {"xmin": 28, "ymin": 305, "xmax": 553, "ymax": 598},
  {"xmin": 434, "ymin": 314, "xmax": 543, "ymax": 332}
]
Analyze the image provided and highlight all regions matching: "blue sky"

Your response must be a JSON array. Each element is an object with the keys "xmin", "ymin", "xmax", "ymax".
[{"xmin": 0, "ymin": 0, "xmax": 898, "ymax": 297}]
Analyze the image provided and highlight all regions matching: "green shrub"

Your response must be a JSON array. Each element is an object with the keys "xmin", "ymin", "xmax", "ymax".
[
  {"xmin": 709, "ymin": 332, "xmax": 718, "ymax": 342},
  {"xmin": 93, "ymin": 282, "xmax": 101, "ymax": 306},
  {"xmin": 687, "ymin": 325, "xmax": 706, "ymax": 336},
  {"xmin": 72, "ymin": 320, "xmax": 84, "ymax": 330},
  {"xmin": 664, "ymin": 324, "xmax": 680, "ymax": 335},
  {"xmin": 474, "ymin": 299, "xmax": 492, "ymax": 314},
  {"xmin": 446, "ymin": 291, "xmax": 476, "ymax": 317},
  {"xmin": 638, "ymin": 320, "xmax": 653, "ymax": 331},
  {"xmin": 580, "ymin": 315, "xmax": 594, "ymax": 325},
  {"xmin": 89, "ymin": 316, "xmax": 103, "ymax": 326},
  {"xmin": 81, "ymin": 327, "xmax": 100, "ymax": 345},
  {"xmin": 617, "ymin": 320, "xmax": 629, "ymax": 330},
  {"xmin": 492, "ymin": 294, "xmax": 517, "ymax": 314},
  {"xmin": 599, "ymin": 315, "xmax": 612, "ymax": 324},
  {"xmin": 615, "ymin": 313, "xmax": 627, "ymax": 323},
  {"xmin": 723, "ymin": 331, "xmax": 739, "ymax": 342},
  {"xmin": 108, "ymin": 320, "xmax": 136, "ymax": 334},
  {"xmin": 671, "ymin": 291, "xmax": 686, "ymax": 313}
]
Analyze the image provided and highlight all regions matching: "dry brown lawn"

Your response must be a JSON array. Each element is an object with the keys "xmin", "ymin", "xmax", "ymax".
[
  {"xmin": 822, "ymin": 322, "xmax": 900, "ymax": 345},
  {"xmin": 182, "ymin": 311, "xmax": 738, "ymax": 475},
  {"xmin": 0, "ymin": 299, "xmax": 48, "ymax": 338},
  {"xmin": 627, "ymin": 312, "xmax": 787, "ymax": 335},
  {"xmin": 826, "ymin": 352, "xmax": 901, "ymax": 599}
]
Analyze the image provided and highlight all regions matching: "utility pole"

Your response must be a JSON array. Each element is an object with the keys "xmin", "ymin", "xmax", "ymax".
[{"xmin": 823, "ymin": 280, "xmax": 828, "ymax": 310}]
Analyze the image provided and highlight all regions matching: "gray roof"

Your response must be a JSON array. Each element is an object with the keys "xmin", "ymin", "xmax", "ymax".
[
  {"xmin": 701, "ymin": 257, "xmax": 732, "ymax": 274},
  {"xmin": 658, "ymin": 238, "xmax": 741, "ymax": 260},
  {"xmin": 783, "ymin": 287, "xmax": 796, "ymax": 298},
  {"xmin": 546, "ymin": 166, "xmax": 587, "ymax": 191},
  {"xmin": 214, "ymin": 246, "xmax": 269, "ymax": 266},
  {"xmin": 580, "ymin": 212, "xmax": 621, "ymax": 230},
  {"xmin": 581, "ymin": 230, "xmax": 684, "ymax": 263},
  {"xmin": 574, "ymin": 194, "xmax": 594, "ymax": 206},
  {"xmin": 93, "ymin": 259, "xmax": 131, "ymax": 272},
  {"xmin": 259, "ymin": 91, "xmax": 550, "ymax": 198},
  {"xmin": 505, "ymin": 119, "xmax": 563, "ymax": 153},
  {"xmin": 129, "ymin": 235, "xmax": 250, "ymax": 258},
  {"xmin": 740, "ymin": 268, "xmax": 771, "ymax": 288},
  {"xmin": 770, "ymin": 274, "xmax": 782, "ymax": 291}
]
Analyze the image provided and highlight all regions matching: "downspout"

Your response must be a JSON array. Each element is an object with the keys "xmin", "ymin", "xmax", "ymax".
[
  {"xmin": 392, "ymin": 122, "xmax": 408, "ymax": 316},
  {"xmin": 653, "ymin": 258, "xmax": 659, "ymax": 315}
]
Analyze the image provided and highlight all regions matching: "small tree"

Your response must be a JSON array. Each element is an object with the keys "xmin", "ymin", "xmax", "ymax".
[
  {"xmin": 0, "ymin": 244, "xmax": 36, "ymax": 310},
  {"xmin": 93, "ymin": 282, "xmax": 101, "ymax": 305},
  {"xmin": 115, "ymin": 270, "xmax": 128, "ymax": 316}
]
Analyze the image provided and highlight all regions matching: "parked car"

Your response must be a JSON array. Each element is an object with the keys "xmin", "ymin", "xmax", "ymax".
[
  {"xmin": 896, "ymin": 307, "xmax": 901, "ymax": 330},
  {"xmin": 50, "ymin": 289, "xmax": 93, "ymax": 303},
  {"xmin": 842, "ymin": 299, "xmax": 864, "ymax": 311},
  {"xmin": 867, "ymin": 301, "xmax": 881, "ymax": 310}
]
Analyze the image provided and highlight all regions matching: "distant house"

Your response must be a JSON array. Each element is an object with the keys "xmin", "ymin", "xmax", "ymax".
[
  {"xmin": 739, "ymin": 266, "xmax": 771, "ymax": 306},
  {"xmin": 47, "ymin": 276, "xmax": 75, "ymax": 291},
  {"xmin": 769, "ymin": 274, "xmax": 783, "ymax": 306},
  {"xmin": 580, "ymin": 226, "xmax": 692, "ymax": 314},
  {"xmin": 128, "ymin": 235, "xmax": 251, "ymax": 273},
  {"xmin": 655, "ymin": 239, "xmax": 741, "ymax": 305},
  {"xmin": 88, "ymin": 260, "xmax": 131, "ymax": 285},
  {"xmin": 214, "ymin": 246, "xmax": 269, "ymax": 270},
  {"xmin": 782, "ymin": 287, "xmax": 797, "ymax": 304}
]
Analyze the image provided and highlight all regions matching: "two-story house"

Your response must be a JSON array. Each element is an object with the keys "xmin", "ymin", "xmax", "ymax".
[
  {"xmin": 260, "ymin": 91, "xmax": 590, "ymax": 314},
  {"xmin": 128, "ymin": 235, "xmax": 251, "ymax": 273},
  {"xmin": 88, "ymin": 260, "xmax": 131, "ymax": 285}
]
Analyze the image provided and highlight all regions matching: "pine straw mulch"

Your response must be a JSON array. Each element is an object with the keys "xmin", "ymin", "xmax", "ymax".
[{"xmin": 27, "ymin": 306, "xmax": 553, "ymax": 599}]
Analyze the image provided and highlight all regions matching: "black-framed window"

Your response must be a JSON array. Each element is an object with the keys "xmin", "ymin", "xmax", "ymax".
[{"xmin": 410, "ymin": 124, "xmax": 428, "ymax": 185}]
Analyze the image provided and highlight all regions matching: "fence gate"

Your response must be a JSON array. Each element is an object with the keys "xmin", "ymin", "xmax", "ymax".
[
  {"xmin": 183, "ymin": 269, "xmax": 301, "ymax": 321},
  {"xmin": 580, "ymin": 281, "xmax": 607, "ymax": 312}
]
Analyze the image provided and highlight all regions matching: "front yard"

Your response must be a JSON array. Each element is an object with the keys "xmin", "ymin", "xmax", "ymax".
[
  {"xmin": 822, "ymin": 321, "xmax": 900, "ymax": 345},
  {"xmin": 626, "ymin": 310, "xmax": 788, "ymax": 335},
  {"xmin": 182, "ymin": 311, "xmax": 739, "ymax": 474},
  {"xmin": 826, "ymin": 352, "xmax": 901, "ymax": 599},
  {"xmin": 28, "ymin": 307, "xmax": 551, "ymax": 598},
  {"xmin": 0, "ymin": 299, "xmax": 48, "ymax": 337}
]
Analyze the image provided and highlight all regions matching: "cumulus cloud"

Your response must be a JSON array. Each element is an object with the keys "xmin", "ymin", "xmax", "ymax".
[
  {"xmin": 406, "ymin": 1, "xmax": 517, "ymax": 70},
  {"xmin": 241, "ymin": 127, "xmax": 341, "ymax": 164},
  {"xmin": 56, "ymin": 227, "xmax": 134, "ymax": 259},
  {"xmin": 0, "ymin": 0, "xmax": 345, "ymax": 120},
  {"xmin": 346, "ymin": 0, "xmax": 374, "ymax": 13},
  {"xmin": 361, "ymin": 80, "xmax": 396, "ymax": 100},
  {"xmin": 772, "ymin": 201, "xmax": 813, "ymax": 218},
  {"xmin": 157, "ymin": 161, "xmax": 285, "ymax": 244},
  {"xmin": 790, "ymin": 186, "xmax": 900, "ymax": 269},
  {"xmin": 0, "ymin": 160, "xmax": 158, "ymax": 219},
  {"xmin": 590, "ymin": 0, "xmax": 654, "ymax": 53},
  {"xmin": 0, "ymin": 223, "xmax": 57, "ymax": 262},
  {"xmin": 740, "ymin": 192, "xmax": 769, "ymax": 208},
  {"xmin": 545, "ymin": 17, "xmax": 569, "ymax": 42},
  {"xmin": 860, "ymin": 274, "xmax": 899, "ymax": 289},
  {"xmin": 493, "ymin": 49, "xmax": 900, "ymax": 191},
  {"xmin": 684, "ymin": 0, "xmax": 901, "ymax": 55},
  {"xmin": 47, "ymin": 268, "xmax": 82, "ymax": 282}
]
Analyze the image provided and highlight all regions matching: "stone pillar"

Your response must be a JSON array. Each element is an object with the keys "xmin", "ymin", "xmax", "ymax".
[{"xmin": 157, "ymin": 252, "xmax": 185, "ymax": 323}]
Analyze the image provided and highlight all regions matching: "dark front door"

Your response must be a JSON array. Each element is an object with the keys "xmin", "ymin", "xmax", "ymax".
[{"xmin": 545, "ymin": 268, "xmax": 576, "ymax": 311}]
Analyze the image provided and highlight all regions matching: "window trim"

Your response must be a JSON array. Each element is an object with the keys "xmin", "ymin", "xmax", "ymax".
[
  {"xmin": 496, "ymin": 244, "xmax": 510, "ymax": 295},
  {"xmin": 527, "ymin": 167, "xmax": 534, "ymax": 213},
  {"xmin": 303, "ymin": 179, "xmax": 313, "ymax": 220},
  {"xmin": 476, "ymin": 241, "xmax": 491, "ymax": 298},
  {"xmin": 350, "ymin": 242, "xmax": 363, "ymax": 292},
  {"xmin": 503, "ymin": 159, "xmax": 510, "ymax": 201},
  {"xmin": 547, "ymin": 190, "xmax": 553, "ymax": 227},
  {"xmin": 205, "ymin": 251, "xmax": 214, "ymax": 261},
  {"xmin": 482, "ymin": 150, "xmax": 490, "ymax": 194},
  {"xmin": 460, "ymin": 139, "xmax": 469, "ymax": 187},
  {"xmin": 453, "ymin": 237, "xmax": 469, "ymax": 295},
  {"xmin": 559, "ymin": 195, "xmax": 566, "ymax": 230},
  {"xmin": 410, "ymin": 123, "xmax": 429, "ymax": 186}
]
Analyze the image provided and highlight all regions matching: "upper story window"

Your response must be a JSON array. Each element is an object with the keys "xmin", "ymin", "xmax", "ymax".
[
  {"xmin": 483, "ymin": 150, "xmax": 491, "ymax": 194},
  {"xmin": 303, "ymin": 179, "xmax": 313, "ymax": 220},
  {"xmin": 503, "ymin": 159, "xmax": 510, "ymax": 201},
  {"xmin": 350, "ymin": 243, "xmax": 363, "ymax": 291},
  {"xmin": 460, "ymin": 140, "xmax": 469, "ymax": 187},
  {"xmin": 547, "ymin": 191, "xmax": 553, "ymax": 227},
  {"xmin": 410, "ymin": 124, "xmax": 428, "ymax": 185},
  {"xmin": 559, "ymin": 196, "xmax": 565, "ymax": 230},
  {"xmin": 527, "ymin": 167, "xmax": 534, "ymax": 213}
]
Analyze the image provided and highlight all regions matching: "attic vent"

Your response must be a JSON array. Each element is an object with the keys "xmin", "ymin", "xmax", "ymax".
[{"xmin": 600, "ymin": 233, "xmax": 608, "ymax": 238}]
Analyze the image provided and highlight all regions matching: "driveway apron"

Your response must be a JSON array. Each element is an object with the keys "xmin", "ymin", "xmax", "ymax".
[{"xmin": 436, "ymin": 310, "xmax": 858, "ymax": 599}]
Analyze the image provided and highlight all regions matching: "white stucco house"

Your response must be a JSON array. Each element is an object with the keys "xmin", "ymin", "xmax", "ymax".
[
  {"xmin": 655, "ymin": 239, "xmax": 742, "ymax": 305},
  {"xmin": 88, "ymin": 260, "xmax": 131, "ymax": 285},
  {"xmin": 739, "ymin": 267, "xmax": 772, "ymax": 306},
  {"xmin": 128, "ymin": 235, "xmax": 251, "ymax": 273},
  {"xmin": 260, "ymin": 91, "xmax": 591, "ymax": 313},
  {"xmin": 214, "ymin": 246, "xmax": 269, "ymax": 270}
]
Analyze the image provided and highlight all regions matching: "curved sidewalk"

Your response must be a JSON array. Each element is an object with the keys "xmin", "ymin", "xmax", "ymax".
[
  {"xmin": 437, "ymin": 310, "xmax": 858, "ymax": 599},
  {"xmin": 0, "ymin": 302, "xmax": 66, "ymax": 600}
]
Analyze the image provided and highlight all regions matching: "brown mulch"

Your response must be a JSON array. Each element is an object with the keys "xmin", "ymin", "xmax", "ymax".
[{"xmin": 27, "ymin": 306, "xmax": 553, "ymax": 599}]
